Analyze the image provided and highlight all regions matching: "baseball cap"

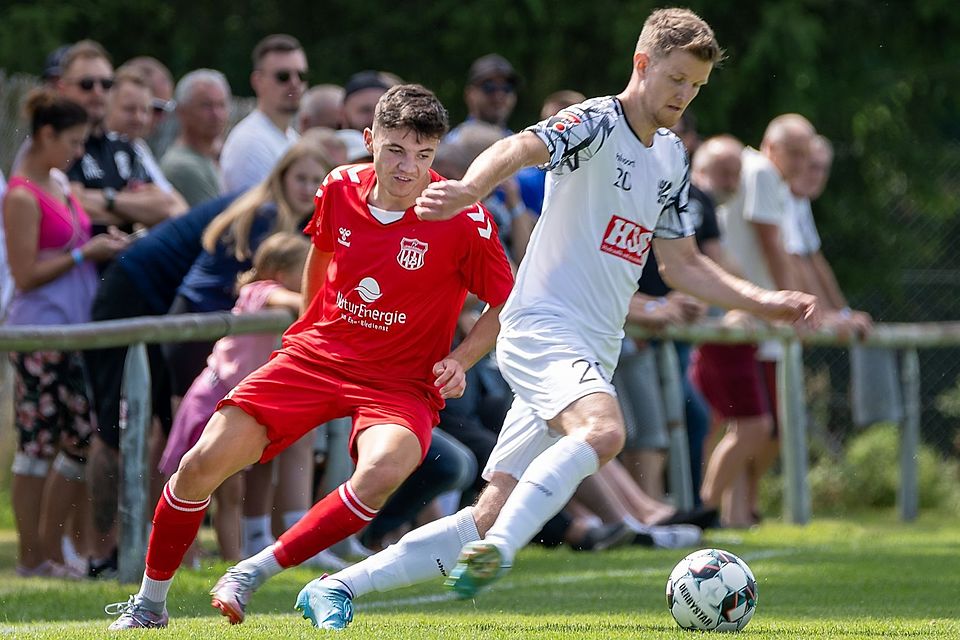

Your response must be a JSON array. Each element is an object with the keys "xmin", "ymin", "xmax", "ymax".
[
  {"xmin": 467, "ymin": 54, "xmax": 519, "ymax": 86},
  {"xmin": 42, "ymin": 45, "xmax": 71, "ymax": 81},
  {"xmin": 343, "ymin": 70, "xmax": 397, "ymax": 100}
]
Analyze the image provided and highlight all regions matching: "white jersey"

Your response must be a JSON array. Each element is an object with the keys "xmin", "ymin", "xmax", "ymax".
[
  {"xmin": 500, "ymin": 96, "xmax": 693, "ymax": 372},
  {"xmin": 781, "ymin": 192, "xmax": 822, "ymax": 256},
  {"xmin": 717, "ymin": 147, "xmax": 791, "ymax": 291}
]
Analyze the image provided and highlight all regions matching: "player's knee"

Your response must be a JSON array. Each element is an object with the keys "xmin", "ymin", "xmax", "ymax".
[
  {"xmin": 351, "ymin": 459, "xmax": 416, "ymax": 508},
  {"xmin": 172, "ymin": 448, "xmax": 220, "ymax": 499},
  {"xmin": 585, "ymin": 423, "xmax": 626, "ymax": 465}
]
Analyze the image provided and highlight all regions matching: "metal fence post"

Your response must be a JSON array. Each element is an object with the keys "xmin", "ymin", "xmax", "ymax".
[
  {"xmin": 898, "ymin": 349, "xmax": 921, "ymax": 522},
  {"xmin": 118, "ymin": 342, "xmax": 152, "ymax": 584},
  {"xmin": 777, "ymin": 339, "xmax": 810, "ymax": 524},
  {"xmin": 657, "ymin": 341, "xmax": 694, "ymax": 511}
]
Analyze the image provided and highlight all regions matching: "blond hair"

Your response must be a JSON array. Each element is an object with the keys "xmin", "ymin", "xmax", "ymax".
[
  {"xmin": 236, "ymin": 232, "xmax": 310, "ymax": 290},
  {"xmin": 202, "ymin": 139, "xmax": 333, "ymax": 260},
  {"xmin": 636, "ymin": 8, "xmax": 724, "ymax": 64}
]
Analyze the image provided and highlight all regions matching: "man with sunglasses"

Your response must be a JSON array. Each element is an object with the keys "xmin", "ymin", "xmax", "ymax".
[
  {"xmin": 220, "ymin": 34, "xmax": 307, "ymax": 194},
  {"xmin": 447, "ymin": 54, "xmax": 519, "ymax": 143},
  {"xmin": 56, "ymin": 41, "xmax": 185, "ymax": 239}
]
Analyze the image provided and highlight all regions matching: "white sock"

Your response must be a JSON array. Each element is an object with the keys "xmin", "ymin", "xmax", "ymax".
[
  {"xmin": 242, "ymin": 515, "xmax": 274, "ymax": 557},
  {"xmin": 485, "ymin": 436, "xmax": 599, "ymax": 563},
  {"xmin": 137, "ymin": 575, "xmax": 172, "ymax": 609},
  {"xmin": 282, "ymin": 510, "xmax": 308, "ymax": 531},
  {"xmin": 236, "ymin": 544, "xmax": 283, "ymax": 588},
  {"xmin": 329, "ymin": 507, "xmax": 479, "ymax": 598}
]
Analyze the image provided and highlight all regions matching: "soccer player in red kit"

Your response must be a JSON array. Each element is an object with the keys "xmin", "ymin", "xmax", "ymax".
[{"xmin": 106, "ymin": 84, "xmax": 514, "ymax": 630}]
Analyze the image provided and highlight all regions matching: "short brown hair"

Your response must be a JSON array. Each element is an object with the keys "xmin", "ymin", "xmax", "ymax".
[
  {"xmin": 60, "ymin": 40, "xmax": 111, "ymax": 76},
  {"xmin": 374, "ymin": 84, "xmax": 449, "ymax": 139},
  {"xmin": 112, "ymin": 67, "xmax": 149, "ymax": 92},
  {"xmin": 252, "ymin": 34, "xmax": 303, "ymax": 67},
  {"xmin": 636, "ymin": 8, "xmax": 724, "ymax": 64}
]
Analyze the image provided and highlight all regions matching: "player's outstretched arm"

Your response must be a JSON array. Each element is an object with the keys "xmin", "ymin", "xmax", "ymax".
[
  {"xmin": 432, "ymin": 303, "xmax": 505, "ymax": 399},
  {"xmin": 654, "ymin": 236, "xmax": 820, "ymax": 328},
  {"xmin": 415, "ymin": 132, "xmax": 549, "ymax": 222}
]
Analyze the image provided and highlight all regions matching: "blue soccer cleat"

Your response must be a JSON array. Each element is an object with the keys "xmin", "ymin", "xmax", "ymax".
[
  {"xmin": 444, "ymin": 540, "xmax": 511, "ymax": 599},
  {"xmin": 295, "ymin": 576, "xmax": 354, "ymax": 630}
]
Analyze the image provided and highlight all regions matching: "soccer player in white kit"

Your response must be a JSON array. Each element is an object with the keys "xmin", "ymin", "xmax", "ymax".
[{"xmin": 295, "ymin": 8, "xmax": 819, "ymax": 628}]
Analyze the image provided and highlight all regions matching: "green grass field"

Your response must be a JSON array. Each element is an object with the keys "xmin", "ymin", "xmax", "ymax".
[{"xmin": 0, "ymin": 511, "xmax": 958, "ymax": 639}]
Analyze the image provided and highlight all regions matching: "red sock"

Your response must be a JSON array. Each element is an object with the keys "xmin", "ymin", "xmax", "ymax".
[
  {"xmin": 273, "ymin": 481, "xmax": 377, "ymax": 568},
  {"xmin": 144, "ymin": 483, "xmax": 210, "ymax": 581}
]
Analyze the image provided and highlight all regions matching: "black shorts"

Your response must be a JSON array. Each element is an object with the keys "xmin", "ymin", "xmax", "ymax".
[
  {"xmin": 85, "ymin": 265, "xmax": 173, "ymax": 450},
  {"xmin": 162, "ymin": 294, "xmax": 217, "ymax": 397}
]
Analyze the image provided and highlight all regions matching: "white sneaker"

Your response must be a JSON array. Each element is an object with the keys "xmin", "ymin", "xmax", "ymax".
[
  {"xmin": 61, "ymin": 536, "xmax": 88, "ymax": 576},
  {"xmin": 634, "ymin": 524, "xmax": 702, "ymax": 549},
  {"xmin": 303, "ymin": 549, "xmax": 351, "ymax": 571}
]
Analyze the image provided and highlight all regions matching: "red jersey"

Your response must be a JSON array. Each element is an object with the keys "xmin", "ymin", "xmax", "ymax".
[{"xmin": 282, "ymin": 164, "xmax": 514, "ymax": 410}]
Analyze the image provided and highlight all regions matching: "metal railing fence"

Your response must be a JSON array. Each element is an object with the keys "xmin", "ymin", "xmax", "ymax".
[{"xmin": 2, "ymin": 313, "xmax": 957, "ymax": 582}]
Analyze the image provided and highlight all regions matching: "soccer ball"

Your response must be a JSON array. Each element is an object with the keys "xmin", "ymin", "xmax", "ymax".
[{"xmin": 665, "ymin": 548, "xmax": 758, "ymax": 632}]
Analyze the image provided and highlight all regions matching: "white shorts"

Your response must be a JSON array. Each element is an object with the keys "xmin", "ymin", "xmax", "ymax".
[
  {"xmin": 482, "ymin": 396, "xmax": 560, "ymax": 480},
  {"xmin": 485, "ymin": 317, "xmax": 617, "ymax": 481},
  {"xmin": 495, "ymin": 316, "xmax": 617, "ymax": 421}
]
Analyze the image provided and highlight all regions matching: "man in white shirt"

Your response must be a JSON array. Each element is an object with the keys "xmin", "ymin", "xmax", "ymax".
[
  {"xmin": 784, "ymin": 134, "xmax": 872, "ymax": 335},
  {"xmin": 293, "ymin": 8, "xmax": 818, "ymax": 629},
  {"xmin": 702, "ymin": 114, "xmax": 815, "ymax": 525},
  {"xmin": 220, "ymin": 34, "xmax": 305, "ymax": 193}
]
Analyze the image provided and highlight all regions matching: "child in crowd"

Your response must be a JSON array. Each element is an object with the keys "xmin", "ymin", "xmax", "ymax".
[{"xmin": 159, "ymin": 232, "xmax": 309, "ymax": 561}]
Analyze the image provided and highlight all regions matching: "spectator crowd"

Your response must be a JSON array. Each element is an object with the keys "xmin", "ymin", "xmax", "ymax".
[{"xmin": 0, "ymin": 34, "xmax": 871, "ymax": 581}]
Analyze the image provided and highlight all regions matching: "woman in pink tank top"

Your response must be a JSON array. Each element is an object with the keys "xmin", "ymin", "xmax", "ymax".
[{"xmin": 3, "ymin": 89, "xmax": 128, "ymax": 578}]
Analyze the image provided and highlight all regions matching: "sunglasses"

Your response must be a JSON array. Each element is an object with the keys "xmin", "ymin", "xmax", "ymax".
[
  {"xmin": 273, "ymin": 69, "xmax": 308, "ymax": 84},
  {"xmin": 72, "ymin": 76, "xmax": 115, "ymax": 92},
  {"xmin": 152, "ymin": 98, "xmax": 176, "ymax": 114},
  {"xmin": 478, "ymin": 80, "xmax": 515, "ymax": 95}
]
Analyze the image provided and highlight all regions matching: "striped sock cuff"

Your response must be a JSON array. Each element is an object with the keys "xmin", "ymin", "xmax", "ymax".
[
  {"xmin": 163, "ymin": 483, "xmax": 211, "ymax": 512},
  {"xmin": 338, "ymin": 481, "xmax": 378, "ymax": 522}
]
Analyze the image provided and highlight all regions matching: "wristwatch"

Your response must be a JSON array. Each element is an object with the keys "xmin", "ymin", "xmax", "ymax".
[{"xmin": 103, "ymin": 187, "xmax": 117, "ymax": 212}]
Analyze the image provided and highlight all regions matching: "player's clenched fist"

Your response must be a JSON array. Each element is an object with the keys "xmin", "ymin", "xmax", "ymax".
[
  {"xmin": 415, "ymin": 180, "xmax": 477, "ymax": 221},
  {"xmin": 433, "ymin": 358, "xmax": 466, "ymax": 399}
]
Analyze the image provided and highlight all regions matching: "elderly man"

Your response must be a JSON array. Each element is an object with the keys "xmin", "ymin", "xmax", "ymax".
[{"xmin": 161, "ymin": 69, "xmax": 232, "ymax": 205}]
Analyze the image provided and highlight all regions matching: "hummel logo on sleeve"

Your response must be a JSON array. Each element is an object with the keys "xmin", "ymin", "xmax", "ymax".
[{"xmin": 467, "ymin": 209, "xmax": 493, "ymax": 239}]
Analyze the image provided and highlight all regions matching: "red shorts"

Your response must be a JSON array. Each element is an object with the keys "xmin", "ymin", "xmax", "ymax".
[
  {"xmin": 689, "ymin": 344, "xmax": 776, "ymax": 421},
  {"xmin": 218, "ymin": 350, "xmax": 437, "ymax": 464}
]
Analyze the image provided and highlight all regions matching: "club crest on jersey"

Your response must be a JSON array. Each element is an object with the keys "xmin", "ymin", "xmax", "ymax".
[
  {"xmin": 600, "ymin": 215, "xmax": 653, "ymax": 266},
  {"xmin": 397, "ymin": 237, "xmax": 428, "ymax": 270}
]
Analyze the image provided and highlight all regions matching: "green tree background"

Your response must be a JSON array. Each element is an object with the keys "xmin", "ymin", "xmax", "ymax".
[{"xmin": 1, "ymin": 0, "xmax": 959, "ymax": 319}]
